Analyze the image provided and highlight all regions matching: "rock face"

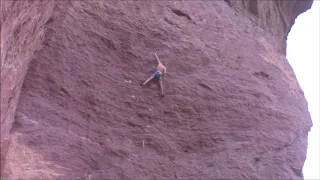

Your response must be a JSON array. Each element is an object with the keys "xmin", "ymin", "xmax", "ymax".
[
  {"xmin": 1, "ymin": 0, "xmax": 313, "ymax": 179},
  {"xmin": 224, "ymin": 0, "xmax": 314, "ymax": 54}
]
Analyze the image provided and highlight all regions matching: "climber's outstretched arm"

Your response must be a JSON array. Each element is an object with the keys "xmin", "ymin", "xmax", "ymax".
[{"xmin": 155, "ymin": 53, "xmax": 161, "ymax": 64}]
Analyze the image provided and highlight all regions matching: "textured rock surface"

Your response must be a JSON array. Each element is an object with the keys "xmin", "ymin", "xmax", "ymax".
[
  {"xmin": 1, "ymin": 0, "xmax": 313, "ymax": 179},
  {"xmin": 224, "ymin": 0, "xmax": 314, "ymax": 54},
  {"xmin": 1, "ymin": 0, "xmax": 55, "ymax": 142}
]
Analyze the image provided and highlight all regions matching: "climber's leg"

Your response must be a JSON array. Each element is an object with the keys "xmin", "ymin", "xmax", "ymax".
[
  {"xmin": 159, "ymin": 79, "xmax": 164, "ymax": 96},
  {"xmin": 141, "ymin": 75, "xmax": 154, "ymax": 86}
]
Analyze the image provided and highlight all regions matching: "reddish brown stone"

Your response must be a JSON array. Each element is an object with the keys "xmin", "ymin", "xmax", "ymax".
[{"xmin": 1, "ymin": 0, "xmax": 313, "ymax": 179}]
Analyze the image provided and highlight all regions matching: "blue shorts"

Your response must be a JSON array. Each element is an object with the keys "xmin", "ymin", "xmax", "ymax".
[{"xmin": 152, "ymin": 71, "xmax": 162, "ymax": 80}]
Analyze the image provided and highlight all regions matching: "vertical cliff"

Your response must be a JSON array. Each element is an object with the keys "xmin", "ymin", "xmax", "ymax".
[
  {"xmin": 1, "ymin": 0, "xmax": 313, "ymax": 179},
  {"xmin": 225, "ymin": 0, "xmax": 313, "ymax": 54},
  {"xmin": 1, "ymin": 0, "xmax": 55, "ymax": 141}
]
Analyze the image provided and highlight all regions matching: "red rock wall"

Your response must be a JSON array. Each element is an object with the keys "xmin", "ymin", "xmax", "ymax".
[
  {"xmin": 225, "ymin": 0, "xmax": 313, "ymax": 54},
  {"xmin": 1, "ymin": 0, "xmax": 313, "ymax": 179},
  {"xmin": 1, "ymin": 0, "xmax": 55, "ymax": 141}
]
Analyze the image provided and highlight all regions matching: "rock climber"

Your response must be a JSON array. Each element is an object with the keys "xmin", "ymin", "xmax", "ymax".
[{"xmin": 141, "ymin": 53, "xmax": 167, "ymax": 97}]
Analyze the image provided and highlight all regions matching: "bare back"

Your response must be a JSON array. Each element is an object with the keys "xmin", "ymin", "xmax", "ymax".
[{"xmin": 156, "ymin": 63, "xmax": 166, "ymax": 73}]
